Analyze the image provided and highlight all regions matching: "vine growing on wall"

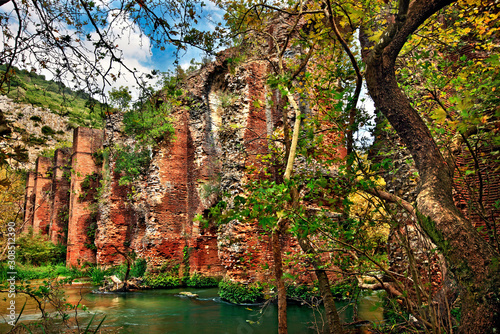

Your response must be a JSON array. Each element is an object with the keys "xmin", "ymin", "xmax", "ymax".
[
  {"xmin": 182, "ymin": 245, "xmax": 191, "ymax": 283},
  {"xmin": 113, "ymin": 145, "xmax": 151, "ymax": 186},
  {"xmin": 112, "ymin": 91, "xmax": 178, "ymax": 187},
  {"xmin": 78, "ymin": 172, "xmax": 101, "ymax": 202},
  {"xmin": 123, "ymin": 98, "xmax": 175, "ymax": 147},
  {"xmin": 85, "ymin": 208, "xmax": 99, "ymax": 251}
]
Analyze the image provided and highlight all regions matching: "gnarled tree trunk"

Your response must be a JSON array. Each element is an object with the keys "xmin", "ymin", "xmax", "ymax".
[
  {"xmin": 298, "ymin": 236, "xmax": 344, "ymax": 334},
  {"xmin": 361, "ymin": 0, "xmax": 500, "ymax": 331}
]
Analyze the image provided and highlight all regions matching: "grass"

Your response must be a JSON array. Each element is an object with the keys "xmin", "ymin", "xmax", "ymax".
[
  {"xmin": 0, "ymin": 257, "xmax": 148, "ymax": 285},
  {"xmin": 85, "ymin": 258, "xmax": 149, "ymax": 284},
  {"xmin": 0, "ymin": 64, "xmax": 105, "ymax": 129},
  {"xmin": 0, "ymin": 262, "xmax": 86, "ymax": 282},
  {"xmin": 14, "ymin": 263, "xmax": 86, "ymax": 281}
]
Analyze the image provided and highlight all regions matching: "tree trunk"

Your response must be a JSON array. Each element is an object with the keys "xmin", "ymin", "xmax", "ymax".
[
  {"xmin": 361, "ymin": 0, "xmax": 500, "ymax": 331},
  {"xmin": 298, "ymin": 237, "xmax": 344, "ymax": 334},
  {"xmin": 272, "ymin": 230, "xmax": 287, "ymax": 334},
  {"xmin": 112, "ymin": 245, "xmax": 132, "ymax": 291}
]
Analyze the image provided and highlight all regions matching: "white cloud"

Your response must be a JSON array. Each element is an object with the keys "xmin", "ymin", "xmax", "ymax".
[
  {"xmin": 0, "ymin": 2, "xmax": 157, "ymax": 103},
  {"xmin": 202, "ymin": 1, "xmax": 225, "ymax": 23},
  {"xmin": 355, "ymin": 84, "xmax": 376, "ymax": 147},
  {"xmin": 88, "ymin": 10, "xmax": 157, "ymax": 100},
  {"xmin": 0, "ymin": 1, "xmax": 228, "ymax": 103}
]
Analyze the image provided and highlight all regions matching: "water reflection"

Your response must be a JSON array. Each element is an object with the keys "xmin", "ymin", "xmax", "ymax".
[{"xmin": 1, "ymin": 286, "xmax": 383, "ymax": 333}]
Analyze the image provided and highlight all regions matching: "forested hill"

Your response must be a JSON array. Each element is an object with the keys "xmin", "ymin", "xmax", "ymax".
[{"xmin": 0, "ymin": 65, "xmax": 106, "ymax": 170}]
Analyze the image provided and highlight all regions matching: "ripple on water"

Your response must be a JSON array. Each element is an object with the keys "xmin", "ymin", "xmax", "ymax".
[{"xmin": 1, "ymin": 287, "xmax": 383, "ymax": 333}]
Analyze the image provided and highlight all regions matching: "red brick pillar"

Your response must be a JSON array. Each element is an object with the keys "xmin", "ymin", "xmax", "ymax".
[
  {"xmin": 95, "ymin": 179, "xmax": 136, "ymax": 266},
  {"xmin": 22, "ymin": 172, "xmax": 36, "ymax": 233},
  {"xmin": 67, "ymin": 127, "xmax": 103, "ymax": 267},
  {"xmin": 49, "ymin": 148, "xmax": 72, "ymax": 245},
  {"xmin": 32, "ymin": 157, "xmax": 53, "ymax": 235}
]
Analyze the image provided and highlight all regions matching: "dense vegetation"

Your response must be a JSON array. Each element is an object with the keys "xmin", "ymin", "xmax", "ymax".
[
  {"xmin": 0, "ymin": 0, "xmax": 499, "ymax": 333},
  {"xmin": 208, "ymin": 0, "xmax": 500, "ymax": 333},
  {"xmin": 0, "ymin": 64, "xmax": 105, "ymax": 129}
]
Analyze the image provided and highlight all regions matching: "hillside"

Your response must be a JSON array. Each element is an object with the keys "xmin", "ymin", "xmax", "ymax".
[{"xmin": 0, "ymin": 65, "xmax": 106, "ymax": 170}]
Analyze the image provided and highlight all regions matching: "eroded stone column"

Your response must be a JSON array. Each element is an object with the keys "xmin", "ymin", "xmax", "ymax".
[
  {"xmin": 32, "ymin": 157, "xmax": 53, "ymax": 235},
  {"xmin": 67, "ymin": 127, "xmax": 103, "ymax": 267},
  {"xmin": 49, "ymin": 147, "xmax": 72, "ymax": 245},
  {"xmin": 22, "ymin": 172, "xmax": 36, "ymax": 234}
]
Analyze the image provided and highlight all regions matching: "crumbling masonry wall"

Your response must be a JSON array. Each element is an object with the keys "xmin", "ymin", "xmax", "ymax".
[
  {"xmin": 22, "ymin": 172, "xmax": 35, "ymax": 233},
  {"xmin": 31, "ymin": 157, "xmax": 52, "ymax": 235},
  {"xmin": 49, "ymin": 148, "xmax": 72, "ymax": 245},
  {"xmin": 66, "ymin": 127, "xmax": 104, "ymax": 267}
]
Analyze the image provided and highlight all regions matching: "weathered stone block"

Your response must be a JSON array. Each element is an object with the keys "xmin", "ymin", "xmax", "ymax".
[
  {"xmin": 32, "ymin": 157, "xmax": 53, "ymax": 235},
  {"xmin": 67, "ymin": 127, "xmax": 104, "ymax": 267},
  {"xmin": 49, "ymin": 148, "xmax": 71, "ymax": 245}
]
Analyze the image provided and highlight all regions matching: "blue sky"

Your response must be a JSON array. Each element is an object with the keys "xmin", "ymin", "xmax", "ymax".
[
  {"xmin": 147, "ymin": 1, "xmax": 226, "ymax": 71},
  {"xmin": 98, "ymin": 1, "xmax": 227, "ymax": 98},
  {"xmin": 0, "ymin": 0, "xmax": 374, "ymax": 143},
  {"xmin": 0, "ymin": 0, "xmax": 226, "ymax": 100}
]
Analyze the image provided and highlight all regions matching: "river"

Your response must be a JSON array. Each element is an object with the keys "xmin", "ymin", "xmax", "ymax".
[{"xmin": 1, "ymin": 285, "xmax": 383, "ymax": 333}]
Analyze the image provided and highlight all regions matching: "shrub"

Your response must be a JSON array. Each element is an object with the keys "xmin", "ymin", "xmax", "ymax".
[
  {"xmin": 27, "ymin": 134, "xmax": 46, "ymax": 145},
  {"xmin": 17, "ymin": 234, "xmax": 66, "ymax": 266},
  {"xmin": 218, "ymin": 280, "xmax": 264, "ymax": 304},
  {"xmin": 41, "ymin": 125, "xmax": 56, "ymax": 136},
  {"xmin": 130, "ymin": 258, "xmax": 148, "ymax": 278},
  {"xmin": 150, "ymin": 259, "xmax": 180, "ymax": 275},
  {"xmin": 143, "ymin": 273, "xmax": 181, "ymax": 288},
  {"xmin": 86, "ymin": 258, "xmax": 147, "ymax": 285},
  {"xmin": 88, "ymin": 266, "xmax": 108, "ymax": 285},
  {"xmin": 330, "ymin": 278, "xmax": 359, "ymax": 300},
  {"xmin": 186, "ymin": 272, "xmax": 219, "ymax": 288},
  {"xmin": 123, "ymin": 101, "xmax": 174, "ymax": 146},
  {"xmin": 286, "ymin": 284, "xmax": 321, "ymax": 303},
  {"xmin": 114, "ymin": 145, "xmax": 151, "ymax": 185}
]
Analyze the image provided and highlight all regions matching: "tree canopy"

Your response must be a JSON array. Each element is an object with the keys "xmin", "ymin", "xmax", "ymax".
[
  {"xmin": 0, "ymin": 0, "xmax": 225, "ymax": 98},
  {"xmin": 212, "ymin": 0, "xmax": 499, "ymax": 332}
]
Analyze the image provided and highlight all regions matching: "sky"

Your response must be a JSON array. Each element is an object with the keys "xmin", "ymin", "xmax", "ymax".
[
  {"xmin": 0, "ymin": 0, "xmax": 226, "ymax": 101},
  {"xmin": 0, "ymin": 0, "xmax": 374, "ymax": 143},
  {"xmin": 102, "ymin": 0, "xmax": 227, "ymax": 93}
]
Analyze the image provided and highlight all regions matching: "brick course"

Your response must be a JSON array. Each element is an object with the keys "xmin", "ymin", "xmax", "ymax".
[
  {"xmin": 66, "ymin": 127, "xmax": 104, "ymax": 267},
  {"xmin": 32, "ymin": 157, "xmax": 53, "ymax": 235}
]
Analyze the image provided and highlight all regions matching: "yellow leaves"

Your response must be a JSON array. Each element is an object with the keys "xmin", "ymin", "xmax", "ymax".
[
  {"xmin": 252, "ymin": 99, "xmax": 262, "ymax": 108},
  {"xmin": 347, "ymin": 188, "xmax": 390, "ymax": 243},
  {"xmin": 477, "ymin": 25, "xmax": 488, "ymax": 35},
  {"xmin": 431, "ymin": 108, "xmax": 448, "ymax": 124},
  {"xmin": 462, "ymin": 0, "xmax": 482, "ymax": 5},
  {"xmin": 355, "ymin": 174, "xmax": 386, "ymax": 187},
  {"xmin": 349, "ymin": 9, "xmax": 365, "ymax": 22},
  {"xmin": 368, "ymin": 30, "xmax": 383, "ymax": 43},
  {"xmin": 0, "ymin": 166, "xmax": 25, "ymax": 225}
]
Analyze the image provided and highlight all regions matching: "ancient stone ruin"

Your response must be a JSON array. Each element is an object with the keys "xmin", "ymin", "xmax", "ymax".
[
  {"xmin": 21, "ymin": 21, "xmax": 500, "ymax": 291},
  {"xmin": 22, "ymin": 51, "xmax": 344, "ymax": 284}
]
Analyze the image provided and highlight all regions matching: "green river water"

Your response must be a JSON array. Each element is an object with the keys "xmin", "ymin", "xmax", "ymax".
[{"xmin": 1, "ymin": 286, "xmax": 383, "ymax": 333}]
